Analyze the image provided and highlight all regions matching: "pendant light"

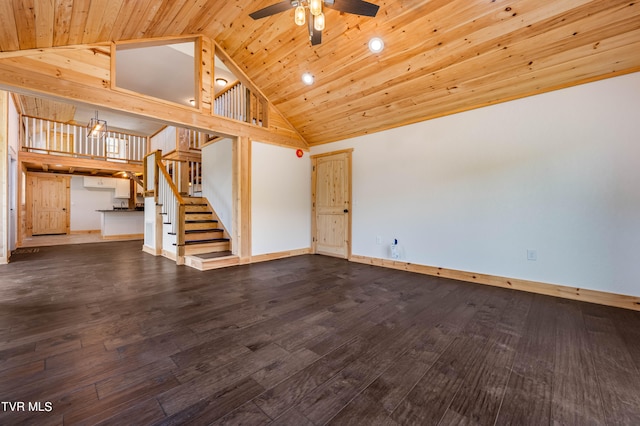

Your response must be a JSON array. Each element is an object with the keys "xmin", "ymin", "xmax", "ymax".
[
  {"xmin": 294, "ymin": 5, "xmax": 306, "ymax": 26},
  {"xmin": 87, "ymin": 111, "xmax": 107, "ymax": 140},
  {"xmin": 309, "ymin": 0, "xmax": 322, "ymax": 16},
  {"xmin": 314, "ymin": 12, "xmax": 325, "ymax": 31}
]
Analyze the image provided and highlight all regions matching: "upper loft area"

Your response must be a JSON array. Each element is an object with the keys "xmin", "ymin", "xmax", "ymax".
[{"xmin": 10, "ymin": 35, "xmax": 308, "ymax": 178}]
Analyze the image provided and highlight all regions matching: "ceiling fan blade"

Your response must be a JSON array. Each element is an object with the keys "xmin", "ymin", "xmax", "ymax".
[
  {"xmin": 249, "ymin": 1, "xmax": 294, "ymax": 20},
  {"xmin": 326, "ymin": 0, "xmax": 379, "ymax": 17},
  {"xmin": 308, "ymin": 13, "xmax": 323, "ymax": 45}
]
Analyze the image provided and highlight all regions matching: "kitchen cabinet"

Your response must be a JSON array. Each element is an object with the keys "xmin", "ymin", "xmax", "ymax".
[
  {"xmin": 83, "ymin": 176, "xmax": 116, "ymax": 188},
  {"xmin": 114, "ymin": 179, "xmax": 130, "ymax": 198}
]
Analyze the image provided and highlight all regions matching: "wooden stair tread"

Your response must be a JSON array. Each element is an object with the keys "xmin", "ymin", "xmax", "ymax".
[
  {"xmin": 185, "ymin": 219, "xmax": 218, "ymax": 223},
  {"xmin": 189, "ymin": 251, "xmax": 233, "ymax": 259},
  {"xmin": 175, "ymin": 238, "xmax": 230, "ymax": 246},
  {"xmin": 185, "ymin": 228, "xmax": 224, "ymax": 233}
]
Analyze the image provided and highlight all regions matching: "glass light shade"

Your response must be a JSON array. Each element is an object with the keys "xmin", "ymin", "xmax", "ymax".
[
  {"xmin": 301, "ymin": 72, "xmax": 314, "ymax": 85},
  {"xmin": 294, "ymin": 5, "xmax": 305, "ymax": 26},
  {"xmin": 314, "ymin": 12, "xmax": 325, "ymax": 31},
  {"xmin": 309, "ymin": 0, "xmax": 322, "ymax": 16},
  {"xmin": 368, "ymin": 37, "xmax": 384, "ymax": 53}
]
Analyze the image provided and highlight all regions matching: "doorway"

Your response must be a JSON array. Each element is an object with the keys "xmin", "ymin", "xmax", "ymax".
[
  {"xmin": 26, "ymin": 173, "xmax": 70, "ymax": 236},
  {"xmin": 311, "ymin": 149, "xmax": 352, "ymax": 258}
]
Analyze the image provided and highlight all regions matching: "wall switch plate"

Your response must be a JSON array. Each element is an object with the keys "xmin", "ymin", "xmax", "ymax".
[
  {"xmin": 527, "ymin": 249, "xmax": 537, "ymax": 261},
  {"xmin": 376, "ymin": 236, "xmax": 382, "ymax": 245}
]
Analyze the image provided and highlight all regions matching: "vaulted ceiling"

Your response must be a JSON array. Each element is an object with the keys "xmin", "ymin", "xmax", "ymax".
[{"xmin": 1, "ymin": 0, "xmax": 639, "ymax": 146}]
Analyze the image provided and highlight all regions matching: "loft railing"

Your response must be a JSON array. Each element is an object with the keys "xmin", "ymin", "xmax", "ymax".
[
  {"xmin": 146, "ymin": 151, "xmax": 201, "ymax": 197},
  {"xmin": 163, "ymin": 158, "xmax": 202, "ymax": 197},
  {"xmin": 214, "ymin": 81, "xmax": 268, "ymax": 127},
  {"xmin": 178, "ymin": 128, "xmax": 209, "ymax": 151},
  {"xmin": 22, "ymin": 115, "xmax": 146, "ymax": 163}
]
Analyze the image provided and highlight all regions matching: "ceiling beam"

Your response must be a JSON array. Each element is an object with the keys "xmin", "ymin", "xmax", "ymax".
[{"xmin": 0, "ymin": 41, "xmax": 309, "ymax": 150}]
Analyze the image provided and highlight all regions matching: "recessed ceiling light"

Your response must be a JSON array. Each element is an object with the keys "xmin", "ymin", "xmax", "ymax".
[
  {"xmin": 215, "ymin": 78, "xmax": 228, "ymax": 86},
  {"xmin": 301, "ymin": 72, "xmax": 315, "ymax": 85},
  {"xmin": 368, "ymin": 37, "xmax": 384, "ymax": 53}
]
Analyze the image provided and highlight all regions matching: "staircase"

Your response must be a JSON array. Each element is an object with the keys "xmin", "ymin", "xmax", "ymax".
[
  {"xmin": 146, "ymin": 149, "xmax": 239, "ymax": 270},
  {"xmin": 176, "ymin": 197, "xmax": 230, "ymax": 256},
  {"xmin": 172, "ymin": 197, "xmax": 239, "ymax": 270}
]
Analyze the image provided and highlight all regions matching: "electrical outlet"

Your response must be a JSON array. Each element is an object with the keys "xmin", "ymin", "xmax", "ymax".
[
  {"xmin": 376, "ymin": 236, "xmax": 382, "ymax": 245},
  {"xmin": 527, "ymin": 249, "xmax": 537, "ymax": 261}
]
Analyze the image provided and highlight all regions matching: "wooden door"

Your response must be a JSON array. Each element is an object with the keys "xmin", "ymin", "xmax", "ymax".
[
  {"xmin": 28, "ymin": 174, "xmax": 70, "ymax": 236},
  {"xmin": 312, "ymin": 150, "xmax": 352, "ymax": 258}
]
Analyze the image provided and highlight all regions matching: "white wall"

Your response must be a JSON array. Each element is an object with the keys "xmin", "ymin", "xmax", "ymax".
[
  {"xmin": 311, "ymin": 72, "xmax": 640, "ymax": 297},
  {"xmin": 70, "ymin": 176, "xmax": 124, "ymax": 231},
  {"xmin": 252, "ymin": 142, "xmax": 311, "ymax": 256},
  {"xmin": 202, "ymin": 138, "xmax": 233, "ymax": 233},
  {"xmin": 150, "ymin": 126, "xmax": 176, "ymax": 154}
]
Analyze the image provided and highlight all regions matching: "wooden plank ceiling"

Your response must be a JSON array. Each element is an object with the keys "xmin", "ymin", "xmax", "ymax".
[{"xmin": 1, "ymin": 0, "xmax": 639, "ymax": 146}]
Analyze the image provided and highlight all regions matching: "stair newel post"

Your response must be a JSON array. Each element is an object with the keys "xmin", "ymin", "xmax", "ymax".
[
  {"xmin": 153, "ymin": 150, "xmax": 162, "ymax": 204},
  {"xmin": 176, "ymin": 203, "xmax": 186, "ymax": 264}
]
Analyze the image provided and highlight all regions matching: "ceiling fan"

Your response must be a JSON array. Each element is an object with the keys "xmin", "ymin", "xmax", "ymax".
[{"xmin": 249, "ymin": 0, "xmax": 380, "ymax": 46}]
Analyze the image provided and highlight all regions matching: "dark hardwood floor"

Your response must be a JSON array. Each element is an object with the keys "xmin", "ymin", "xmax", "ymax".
[{"xmin": 1, "ymin": 241, "xmax": 639, "ymax": 425}]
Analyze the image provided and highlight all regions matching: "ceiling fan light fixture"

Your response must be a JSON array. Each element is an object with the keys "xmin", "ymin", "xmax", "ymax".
[
  {"xmin": 302, "ymin": 72, "xmax": 315, "ymax": 85},
  {"xmin": 309, "ymin": 0, "xmax": 322, "ymax": 16},
  {"xmin": 294, "ymin": 5, "xmax": 306, "ymax": 26},
  {"xmin": 314, "ymin": 12, "xmax": 325, "ymax": 31},
  {"xmin": 368, "ymin": 37, "xmax": 384, "ymax": 53}
]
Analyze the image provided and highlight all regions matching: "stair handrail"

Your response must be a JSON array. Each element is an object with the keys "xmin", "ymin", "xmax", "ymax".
[{"xmin": 155, "ymin": 156, "xmax": 186, "ymax": 259}]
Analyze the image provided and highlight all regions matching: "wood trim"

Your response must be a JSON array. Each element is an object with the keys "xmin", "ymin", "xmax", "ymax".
[
  {"xmin": 350, "ymin": 255, "xmax": 640, "ymax": 312},
  {"xmin": 109, "ymin": 42, "xmax": 116, "ymax": 90},
  {"xmin": 142, "ymin": 244, "xmax": 162, "ymax": 256},
  {"xmin": 19, "ymin": 151, "xmax": 144, "ymax": 174},
  {"xmin": 250, "ymin": 248, "xmax": 312, "ymax": 264},
  {"xmin": 309, "ymin": 148, "xmax": 354, "ymax": 159},
  {"xmin": 161, "ymin": 249, "xmax": 177, "ymax": 261},
  {"xmin": 101, "ymin": 233, "xmax": 143, "ymax": 240},
  {"xmin": 113, "ymin": 35, "xmax": 200, "ymax": 50},
  {"xmin": 199, "ymin": 36, "xmax": 212, "ymax": 115},
  {"xmin": 184, "ymin": 254, "xmax": 241, "ymax": 271},
  {"xmin": 234, "ymin": 136, "xmax": 251, "ymax": 262},
  {"xmin": 70, "ymin": 229, "xmax": 100, "ymax": 235}
]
